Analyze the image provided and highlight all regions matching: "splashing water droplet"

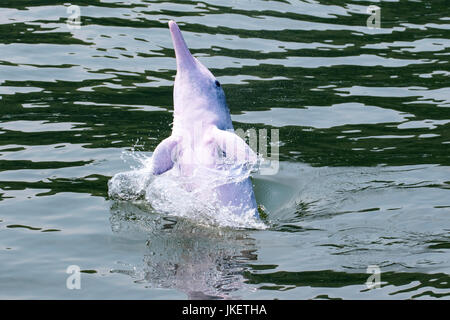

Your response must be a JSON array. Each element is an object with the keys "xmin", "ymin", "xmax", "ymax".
[{"xmin": 108, "ymin": 151, "xmax": 267, "ymax": 229}]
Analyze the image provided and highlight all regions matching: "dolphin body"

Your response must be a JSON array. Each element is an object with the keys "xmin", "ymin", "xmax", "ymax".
[{"xmin": 149, "ymin": 21, "xmax": 259, "ymax": 218}]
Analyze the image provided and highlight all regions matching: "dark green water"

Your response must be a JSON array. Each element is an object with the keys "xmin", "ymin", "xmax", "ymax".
[{"xmin": 1, "ymin": 0, "xmax": 449, "ymax": 299}]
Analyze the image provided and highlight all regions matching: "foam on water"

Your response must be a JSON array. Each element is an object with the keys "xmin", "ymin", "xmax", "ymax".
[{"xmin": 108, "ymin": 150, "xmax": 267, "ymax": 230}]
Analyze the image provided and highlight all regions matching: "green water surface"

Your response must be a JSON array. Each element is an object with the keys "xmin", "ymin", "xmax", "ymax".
[{"xmin": 0, "ymin": 0, "xmax": 449, "ymax": 299}]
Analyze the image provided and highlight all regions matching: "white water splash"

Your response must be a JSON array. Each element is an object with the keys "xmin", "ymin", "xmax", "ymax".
[{"xmin": 108, "ymin": 150, "xmax": 267, "ymax": 230}]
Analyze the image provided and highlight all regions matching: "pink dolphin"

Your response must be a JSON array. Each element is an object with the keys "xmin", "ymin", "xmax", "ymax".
[{"xmin": 150, "ymin": 21, "xmax": 259, "ymax": 218}]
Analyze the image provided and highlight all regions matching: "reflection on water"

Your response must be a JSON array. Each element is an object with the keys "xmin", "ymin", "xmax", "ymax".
[
  {"xmin": 103, "ymin": 161, "xmax": 450, "ymax": 299},
  {"xmin": 109, "ymin": 201, "xmax": 256, "ymax": 299}
]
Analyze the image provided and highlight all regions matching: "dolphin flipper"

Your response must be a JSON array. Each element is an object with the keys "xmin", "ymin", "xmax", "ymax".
[
  {"xmin": 211, "ymin": 127, "xmax": 259, "ymax": 217},
  {"xmin": 151, "ymin": 135, "xmax": 180, "ymax": 175},
  {"xmin": 211, "ymin": 127, "xmax": 257, "ymax": 164}
]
